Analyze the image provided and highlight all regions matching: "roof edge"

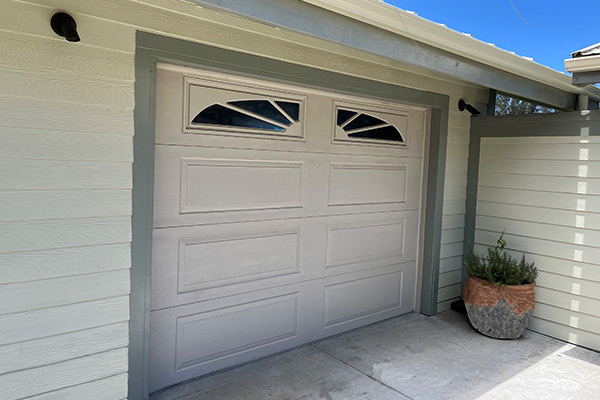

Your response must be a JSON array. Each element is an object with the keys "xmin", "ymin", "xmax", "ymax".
[
  {"xmin": 300, "ymin": 0, "xmax": 600, "ymax": 100},
  {"xmin": 565, "ymin": 55, "xmax": 600, "ymax": 73}
]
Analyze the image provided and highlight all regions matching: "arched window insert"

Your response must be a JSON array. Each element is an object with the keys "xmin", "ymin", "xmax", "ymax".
[
  {"xmin": 192, "ymin": 100, "xmax": 300, "ymax": 133},
  {"xmin": 337, "ymin": 108, "xmax": 404, "ymax": 142}
]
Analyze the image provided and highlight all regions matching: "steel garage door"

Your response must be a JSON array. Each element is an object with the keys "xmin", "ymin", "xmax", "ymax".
[{"xmin": 149, "ymin": 64, "xmax": 429, "ymax": 391}]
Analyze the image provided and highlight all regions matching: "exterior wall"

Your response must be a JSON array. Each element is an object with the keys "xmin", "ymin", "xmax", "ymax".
[
  {"xmin": 476, "ymin": 136, "xmax": 600, "ymax": 351},
  {"xmin": 0, "ymin": 0, "xmax": 486, "ymax": 397},
  {"xmin": 436, "ymin": 105, "xmax": 485, "ymax": 313}
]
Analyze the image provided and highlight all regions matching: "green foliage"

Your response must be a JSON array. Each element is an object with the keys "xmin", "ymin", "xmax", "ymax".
[{"xmin": 465, "ymin": 233, "xmax": 538, "ymax": 285}]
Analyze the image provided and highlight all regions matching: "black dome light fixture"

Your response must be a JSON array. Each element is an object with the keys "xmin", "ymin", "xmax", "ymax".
[
  {"xmin": 458, "ymin": 99, "xmax": 481, "ymax": 115},
  {"xmin": 51, "ymin": 12, "xmax": 80, "ymax": 42}
]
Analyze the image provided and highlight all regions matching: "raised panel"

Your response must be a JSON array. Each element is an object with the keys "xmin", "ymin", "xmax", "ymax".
[
  {"xmin": 175, "ymin": 293, "xmax": 299, "ymax": 370},
  {"xmin": 180, "ymin": 158, "xmax": 304, "ymax": 213},
  {"xmin": 328, "ymin": 163, "xmax": 407, "ymax": 206},
  {"xmin": 151, "ymin": 218, "xmax": 320, "ymax": 309},
  {"xmin": 326, "ymin": 219, "xmax": 404, "ymax": 268},
  {"xmin": 323, "ymin": 271, "xmax": 403, "ymax": 327},
  {"xmin": 178, "ymin": 230, "xmax": 301, "ymax": 293}
]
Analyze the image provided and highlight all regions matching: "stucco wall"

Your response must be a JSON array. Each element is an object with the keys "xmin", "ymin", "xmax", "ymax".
[{"xmin": 0, "ymin": 0, "xmax": 486, "ymax": 397}]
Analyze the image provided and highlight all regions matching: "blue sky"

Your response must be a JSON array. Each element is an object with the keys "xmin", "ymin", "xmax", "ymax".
[{"xmin": 383, "ymin": 0, "xmax": 599, "ymax": 73}]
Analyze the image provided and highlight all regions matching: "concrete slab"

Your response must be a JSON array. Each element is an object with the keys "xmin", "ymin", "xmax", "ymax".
[
  {"xmin": 152, "ymin": 345, "xmax": 409, "ymax": 400},
  {"xmin": 151, "ymin": 311, "xmax": 600, "ymax": 400}
]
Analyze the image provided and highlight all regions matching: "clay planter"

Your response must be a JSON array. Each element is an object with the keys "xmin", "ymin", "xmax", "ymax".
[{"xmin": 463, "ymin": 276, "xmax": 536, "ymax": 339}]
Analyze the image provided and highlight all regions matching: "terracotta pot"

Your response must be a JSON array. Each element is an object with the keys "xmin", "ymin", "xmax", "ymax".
[{"xmin": 463, "ymin": 276, "xmax": 536, "ymax": 339}]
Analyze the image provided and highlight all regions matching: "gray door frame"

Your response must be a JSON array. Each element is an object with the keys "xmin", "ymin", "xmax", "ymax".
[
  {"xmin": 131, "ymin": 31, "xmax": 450, "ymax": 400},
  {"xmin": 463, "ymin": 110, "xmax": 600, "ymax": 285}
]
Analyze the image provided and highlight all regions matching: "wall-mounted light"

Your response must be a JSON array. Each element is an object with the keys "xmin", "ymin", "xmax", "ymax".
[
  {"xmin": 458, "ymin": 99, "xmax": 480, "ymax": 115},
  {"xmin": 51, "ymin": 12, "xmax": 80, "ymax": 42}
]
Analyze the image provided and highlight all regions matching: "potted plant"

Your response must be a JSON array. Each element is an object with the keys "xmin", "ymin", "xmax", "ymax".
[{"xmin": 463, "ymin": 233, "xmax": 538, "ymax": 339}]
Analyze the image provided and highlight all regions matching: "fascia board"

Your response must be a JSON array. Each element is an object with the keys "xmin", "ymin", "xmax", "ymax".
[
  {"xmin": 300, "ymin": 0, "xmax": 600, "ymax": 99},
  {"xmin": 565, "ymin": 55, "xmax": 600, "ymax": 73}
]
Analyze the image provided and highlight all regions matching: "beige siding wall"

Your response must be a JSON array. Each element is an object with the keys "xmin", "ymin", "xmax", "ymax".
[
  {"xmin": 476, "ymin": 136, "xmax": 600, "ymax": 351},
  {"xmin": 0, "ymin": 0, "xmax": 486, "ymax": 397}
]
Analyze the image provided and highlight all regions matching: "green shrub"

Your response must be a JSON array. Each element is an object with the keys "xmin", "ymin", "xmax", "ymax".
[{"xmin": 465, "ymin": 233, "xmax": 537, "ymax": 285}]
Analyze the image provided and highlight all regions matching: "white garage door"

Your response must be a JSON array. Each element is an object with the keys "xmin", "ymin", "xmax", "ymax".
[{"xmin": 149, "ymin": 64, "xmax": 429, "ymax": 392}]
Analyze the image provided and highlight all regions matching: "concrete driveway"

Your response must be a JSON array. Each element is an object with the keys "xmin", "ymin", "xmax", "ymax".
[{"xmin": 150, "ymin": 311, "xmax": 600, "ymax": 400}]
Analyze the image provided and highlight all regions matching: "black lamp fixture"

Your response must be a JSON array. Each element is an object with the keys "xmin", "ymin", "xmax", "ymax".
[
  {"xmin": 51, "ymin": 12, "xmax": 80, "ymax": 42},
  {"xmin": 458, "ymin": 99, "xmax": 480, "ymax": 115}
]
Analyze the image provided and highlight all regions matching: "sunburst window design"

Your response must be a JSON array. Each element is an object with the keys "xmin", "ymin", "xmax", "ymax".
[
  {"xmin": 192, "ymin": 99, "xmax": 300, "ymax": 133},
  {"xmin": 336, "ymin": 108, "xmax": 404, "ymax": 142}
]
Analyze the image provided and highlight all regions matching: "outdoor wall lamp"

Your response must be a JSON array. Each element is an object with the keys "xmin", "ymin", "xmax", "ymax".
[
  {"xmin": 458, "ymin": 99, "xmax": 480, "ymax": 115},
  {"xmin": 51, "ymin": 12, "xmax": 80, "ymax": 42}
]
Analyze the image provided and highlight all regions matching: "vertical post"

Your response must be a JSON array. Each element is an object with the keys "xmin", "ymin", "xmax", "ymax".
[
  {"xmin": 419, "ymin": 108, "xmax": 448, "ymax": 316},
  {"xmin": 487, "ymin": 89, "xmax": 497, "ymax": 116},
  {"xmin": 130, "ymin": 46, "xmax": 156, "ymax": 400},
  {"xmin": 463, "ymin": 123, "xmax": 482, "ymax": 287}
]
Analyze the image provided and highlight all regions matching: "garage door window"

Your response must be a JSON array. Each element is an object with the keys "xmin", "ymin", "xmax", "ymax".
[
  {"xmin": 192, "ymin": 99, "xmax": 300, "ymax": 133},
  {"xmin": 336, "ymin": 108, "xmax": 405, "ymax": 144}
]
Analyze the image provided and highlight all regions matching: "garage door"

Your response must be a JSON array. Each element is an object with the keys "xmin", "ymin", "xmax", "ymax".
[{"xmin": 149, "ymin": 64, "xmax": 429, "ymax": 392}]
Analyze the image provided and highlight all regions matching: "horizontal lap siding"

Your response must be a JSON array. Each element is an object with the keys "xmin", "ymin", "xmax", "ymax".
[
  {"xmin": 0, "ymin": 0, "xmax": 135, "ymax": 398},
  {"xmin": 476, "ymin": 137, "xmax": 600, "ymax": 351},
  {"xmin": 0, "ymin": 0, "xmax": 486, "ymax": 397},
  {"xmin": 437, "ymin": 106, "xmax": 487, "ymax": 313}
]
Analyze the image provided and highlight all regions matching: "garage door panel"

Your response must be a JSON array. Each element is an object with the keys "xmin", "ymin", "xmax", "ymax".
[
  {"xmin": 151, "ymin": 218, "xmax": 324, "ymax": 310},
  {"xmin": 179, "ymin": 157, "xmax": 304, "ymax": 214},
  {"xmin": 156, "ymin": 66, "xmax": 425, "ymax": 159},
  {"xmin": 155, "ymin": 146, "xmax": 421, "ymax": 228},
  {"xmin": 149, "ymin": 282, "xmax": 320, "ymax": 392},
  {"xmin": 326, "ymin": 157, "xmax": 423, "ymax": 212},
  {"xmin": 174, "ymin": 293, "xmax": 299, "ymax": 370},
  {"xmin": 153, "ymin": 145, "xmax": 313, "ymax": 228},
  {"xmin": 326, "ymin": 99, "xmax": 424, "ymax": 157},
  {"xmin": 156, "ymin": 68, "xmax": 309, "ymax": 151},
  {"xmin": 320, "ymin": 262, "xmax": 416, "ymax": 336},
  {"xmin": 324, "ymin": 211, "xmax": 419, "ymax": 273}
]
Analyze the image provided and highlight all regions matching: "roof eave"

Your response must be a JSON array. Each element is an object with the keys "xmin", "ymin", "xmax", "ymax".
[{"xmin": 300, "ymin": 0, "xmax": 600, "ymax": 100}]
